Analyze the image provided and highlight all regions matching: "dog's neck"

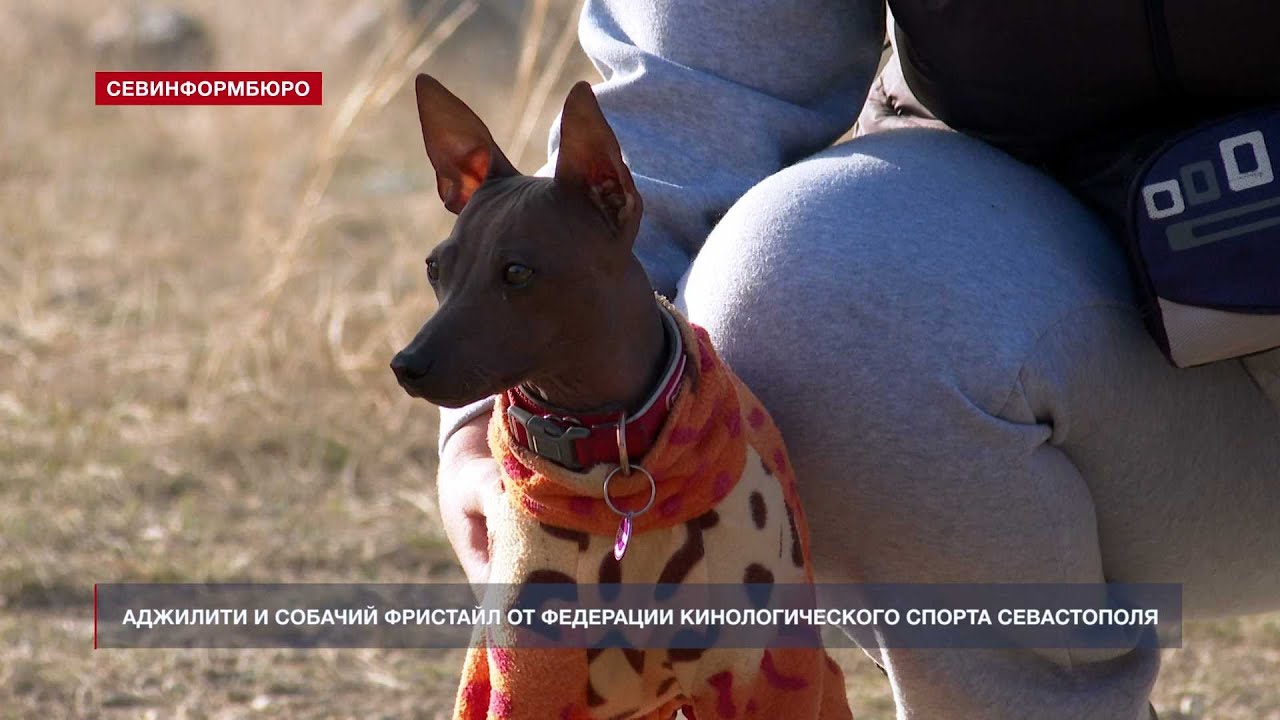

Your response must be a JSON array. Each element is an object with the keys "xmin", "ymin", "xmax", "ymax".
[{"xmin": 521, "ymin": 266, "xmax": 668, "ymax": 416}]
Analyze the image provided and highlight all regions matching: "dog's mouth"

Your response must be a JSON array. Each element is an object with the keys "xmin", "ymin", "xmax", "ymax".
[
  {"xmin": 392, "ymin": 362, "xmax": 527, "ymax": 409},
  {"xmin": 396, "ymin": 379, "xmax": 475, "ymax": 408}
]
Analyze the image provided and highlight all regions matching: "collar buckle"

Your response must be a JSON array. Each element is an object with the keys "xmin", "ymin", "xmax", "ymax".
[{"xmin": 506, "ymin": 404, "xmax": 590, "ymax": 470}]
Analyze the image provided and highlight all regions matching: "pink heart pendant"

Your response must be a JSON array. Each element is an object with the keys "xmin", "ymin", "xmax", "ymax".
[{"xmin": 613, "ymin": 514, "xmax": 633, "ymax": 562}]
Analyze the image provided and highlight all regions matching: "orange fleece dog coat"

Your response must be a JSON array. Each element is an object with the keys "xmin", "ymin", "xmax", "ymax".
[{"xmin": 453, "ymin": 299, "xmax": 851, "ymax": 720}]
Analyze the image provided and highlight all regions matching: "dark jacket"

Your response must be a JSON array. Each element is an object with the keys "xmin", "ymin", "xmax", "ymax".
[{"xmin": 862, "ymin": 0, "xmax": 1280, "ymax": 222}]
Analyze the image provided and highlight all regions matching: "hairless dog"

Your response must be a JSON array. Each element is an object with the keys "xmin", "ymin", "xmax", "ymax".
[{"xmin": 392, "ymin": 76, "xmax": 853, "ymax": 720}]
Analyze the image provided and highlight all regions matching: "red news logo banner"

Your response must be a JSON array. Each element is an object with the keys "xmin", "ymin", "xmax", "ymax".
[{"xmin": 95, "ymin": 72, "xmax": 323, "ymax": 106}]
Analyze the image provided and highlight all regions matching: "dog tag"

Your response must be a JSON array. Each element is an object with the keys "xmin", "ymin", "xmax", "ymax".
[
  {"xmin": 603, "ymin": 463, "xmax": 654, "ymax": 564},
  {"xmin": 613, "ymin": 514, "xmax": 633, "ymax": 562}
]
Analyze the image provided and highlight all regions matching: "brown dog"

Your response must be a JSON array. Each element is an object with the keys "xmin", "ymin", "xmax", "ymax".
[{"xmin": 393, "ymin": 75, "xmax": 852, "ymax": 720}]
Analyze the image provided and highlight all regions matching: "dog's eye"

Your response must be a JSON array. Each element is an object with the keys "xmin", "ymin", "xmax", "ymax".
[
  {"xmin": 426, "ymin": 259, "xmax": 440, "ymax": 283},
  {"xmin": 503, "ymin": 263, "xmax": 533, "ymax": 286}
]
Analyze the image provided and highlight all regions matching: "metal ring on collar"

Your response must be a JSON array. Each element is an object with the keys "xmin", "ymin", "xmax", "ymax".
[{"xmin": 602, "ymin": 464, "xmax": 656, "ymax": 518}]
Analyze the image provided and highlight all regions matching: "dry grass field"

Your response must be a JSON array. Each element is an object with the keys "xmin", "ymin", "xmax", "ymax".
[{"xmin": 0, "ymin": 0, "xmax": 1276, "ymax": 717}]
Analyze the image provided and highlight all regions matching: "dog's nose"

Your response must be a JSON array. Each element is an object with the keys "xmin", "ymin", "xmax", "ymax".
[{"xmin": 390, "ymin": 351, "xmax": 431, "ymax": 384}]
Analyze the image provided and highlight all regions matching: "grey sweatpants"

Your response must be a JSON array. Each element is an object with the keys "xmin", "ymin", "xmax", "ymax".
[{"xmin": 675, "ymin": 128, "xmax": 1280, "ymax": 719}]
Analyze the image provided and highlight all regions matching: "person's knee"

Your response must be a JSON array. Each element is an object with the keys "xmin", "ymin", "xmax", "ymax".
[
  {"xmin": 679, "ymin": 129, "xmax": 1131, "ymax": 425},
  {"xmin": 677, "ymin": 130, "xmax": 1133, "ymax": 583}
]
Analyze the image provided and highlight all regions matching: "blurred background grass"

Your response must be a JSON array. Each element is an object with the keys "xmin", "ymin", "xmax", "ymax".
[{"xmin": 0, "ymin": 0, "xmax": 1275, "ymax": 717}]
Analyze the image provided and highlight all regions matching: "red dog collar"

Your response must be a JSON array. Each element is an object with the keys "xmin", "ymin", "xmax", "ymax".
[{"xmin": 505, "ymin": 305, "xmax": 685, "ymax": 471}]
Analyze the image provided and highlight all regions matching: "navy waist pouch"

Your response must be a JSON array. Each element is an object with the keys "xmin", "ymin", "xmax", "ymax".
[{"xmin": 1128, "ymin": 106, "xmax": 1280, "ymax": 367}]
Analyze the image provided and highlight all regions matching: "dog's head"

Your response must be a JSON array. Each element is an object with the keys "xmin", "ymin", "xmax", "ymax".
[{"xmin": 391, "ymin": 75, "xmax": 644, "ymax": 407}]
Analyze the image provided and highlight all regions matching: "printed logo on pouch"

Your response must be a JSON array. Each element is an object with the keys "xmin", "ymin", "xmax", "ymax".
[{"xmin": 1141, "ymin": 127, "xmax": 1280, "ymax": 252}]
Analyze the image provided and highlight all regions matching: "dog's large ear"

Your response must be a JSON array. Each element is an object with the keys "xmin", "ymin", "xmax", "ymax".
[
  {"xmin": 415, "ymin": 74, "xmax": 517, "ymax": 214},
  {"xmin": 555, "ymin": 81, "xmax": 642, "ymax": 236}
]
